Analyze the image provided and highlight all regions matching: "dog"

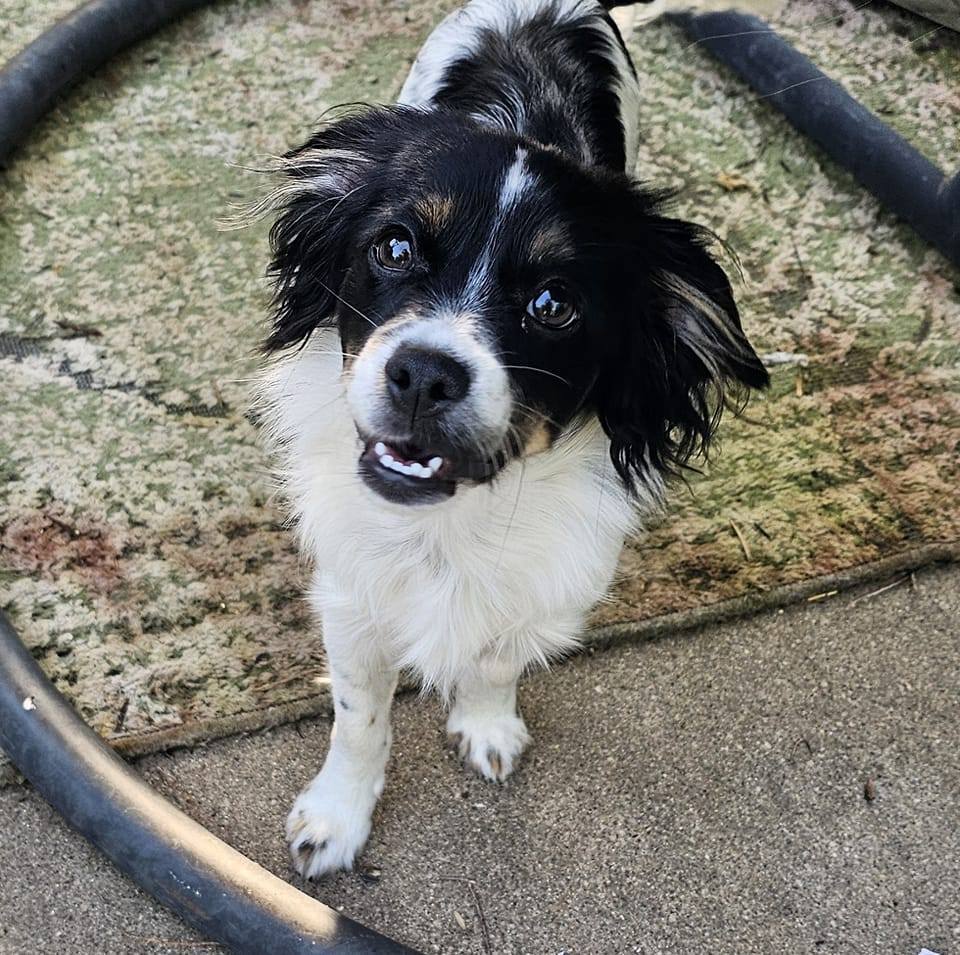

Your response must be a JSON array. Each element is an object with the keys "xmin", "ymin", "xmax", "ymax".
[{"xmin": 256, "ymin": 0, "xmax": 768, "ymax": 879}]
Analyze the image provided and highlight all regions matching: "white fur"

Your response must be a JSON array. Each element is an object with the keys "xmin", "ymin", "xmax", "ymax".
[
  {"xmin": 446, "ymin": 654, "xmax": 532, "ymax": 781},
  {"xmin": 347, "ymin": 311, "xmax": 513, "ymax": 443},
  {"xmin": 260, "ymin": 332, "xmax": 653, "ymax": 692},
  {"xmin": 285, "ymin": 620, "xmax": 397, "ymax": 877},
  {"xmin": 499, "ymin": 146, "xmax": 531, "ymax": 210},
  {"xmin": 265, "ymin": 0, "xmax": 656, "ymax": 879},
  {"xmin": 258, "ymin": 331, "xmax": 659, "ymax": 875},
  {"xmin": 461, "ymin": 148, "xmax": 534, "ymax": 310}
]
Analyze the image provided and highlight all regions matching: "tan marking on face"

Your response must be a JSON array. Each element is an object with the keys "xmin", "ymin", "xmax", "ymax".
[
  {"xmin": 528, "ymin": 222, "xmax": 574, "ymax": 262},
  {"xmin": 414, "ymin": 194, "xmax": 456, "ymax": 232},
  {"xmin": 523, "ymin": 420, "xmax": 554, "ymax": 456}
]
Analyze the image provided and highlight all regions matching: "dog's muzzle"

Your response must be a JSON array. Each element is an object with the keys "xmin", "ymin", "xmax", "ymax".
[{"xmin": 356, "ymin": 345, "xmax": 509, "ymax": 506}]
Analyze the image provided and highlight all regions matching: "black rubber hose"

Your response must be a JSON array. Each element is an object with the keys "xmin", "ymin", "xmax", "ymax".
[
  {"xmin": 669, "ymin": 10, "xmax": 960, "ymax": 269},
  {"xmin": 0, "ymin": 611, "xmax": 418, "ymax": 954},
  {"xmin": 0, "ymin": 0, "xmax": 214, "ymax": 166},
  {"xmin": 0, "ymin": 4, "xmax": 418, "ymax": 950}
]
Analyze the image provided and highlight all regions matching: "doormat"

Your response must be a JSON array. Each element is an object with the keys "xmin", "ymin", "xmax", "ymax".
[{"xmin": 2, "ymin": 0, "xmax": 958, "ymax": 780}]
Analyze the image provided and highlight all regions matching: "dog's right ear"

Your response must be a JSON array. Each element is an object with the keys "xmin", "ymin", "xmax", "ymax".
[{"xmin": 263, "ymin": 106, "xmax": 422, "ymax": 352}]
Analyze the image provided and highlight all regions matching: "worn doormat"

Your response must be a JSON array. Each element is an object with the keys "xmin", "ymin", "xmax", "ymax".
[{"xmin": 1, "ymin": 0, "xmax": 958, "ymax": 780}]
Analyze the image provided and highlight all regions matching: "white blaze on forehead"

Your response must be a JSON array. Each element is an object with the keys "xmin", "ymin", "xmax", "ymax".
[
  {"xmin": 461, "ymin": 147, "xmax": 532, "ymax": 309},
  {"xmin": 498, "ymin": 146, "xmax": 530, "ymax": 211}
]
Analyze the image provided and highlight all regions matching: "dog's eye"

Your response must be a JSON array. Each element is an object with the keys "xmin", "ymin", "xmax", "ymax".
[
  {"xmin": 373, "ymin": 231, "xmax": 414, "ymax": 271},
  {"xmin": 526, "ymin": 286, "xmax": 578, "ymax": 330}
]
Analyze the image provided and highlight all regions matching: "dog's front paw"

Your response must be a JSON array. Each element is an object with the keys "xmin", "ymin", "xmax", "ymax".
[
  {"xmin": 447, "ymin": 709, "xmax": 530, "ymax": 782},
  {"xmin": 285, "ymin": 772, "xmax": 379, "ymax": 879}
]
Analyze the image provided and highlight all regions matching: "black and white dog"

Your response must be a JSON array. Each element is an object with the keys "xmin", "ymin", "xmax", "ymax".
[{"xmin": 258, "ymin": 0, "xmax": 768, "ymax": 879}]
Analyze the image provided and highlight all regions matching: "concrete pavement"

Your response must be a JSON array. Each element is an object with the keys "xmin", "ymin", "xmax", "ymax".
[{"xmin": 1, "ymin": 564, "xmax": 958, "ymax": 954}]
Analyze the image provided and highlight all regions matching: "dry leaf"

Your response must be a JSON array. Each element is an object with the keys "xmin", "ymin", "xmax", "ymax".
[{"xmin": 715, "ymin": 171, "xmax": 754, "ymax": 192}]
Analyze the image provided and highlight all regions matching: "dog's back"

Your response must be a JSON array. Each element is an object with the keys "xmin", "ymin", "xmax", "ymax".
[{"xmin": 399, "ymin": 0, "xmax": 641, "ymax": 174}]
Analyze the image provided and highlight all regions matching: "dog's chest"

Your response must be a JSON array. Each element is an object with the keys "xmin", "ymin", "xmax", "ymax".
[
  {"xmin": 263, "ymin": 350, "xmax": 642, "ymax": 685},
  {"xmin": 305, "ymin": 430, "xmax": 636, "ymax": 685}
]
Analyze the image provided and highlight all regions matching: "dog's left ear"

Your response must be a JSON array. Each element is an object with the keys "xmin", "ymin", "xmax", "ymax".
[{"xmin": 596, "ymin": 211, "xmax": 769, "ymax": 490}]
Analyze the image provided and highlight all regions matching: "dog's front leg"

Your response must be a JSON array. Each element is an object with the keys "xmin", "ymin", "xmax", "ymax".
[
  {"xmin": 447, "ymin": 653, "xmax": 530, "ymax": 783},
  {"xmin": 286, "ymin": 602, "xmax": 396, "ymax": 879}
]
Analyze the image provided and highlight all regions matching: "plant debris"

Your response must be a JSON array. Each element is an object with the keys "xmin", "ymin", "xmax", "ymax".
[{"xmin": 715, "ymin": 170, "xmax": 754, "ymax": 192}]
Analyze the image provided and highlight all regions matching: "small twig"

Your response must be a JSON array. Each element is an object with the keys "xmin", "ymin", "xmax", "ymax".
[
  {"xmin": 113, "ymin": 696, "xmax": 130, "ymax": 733},
  {"xmin": 440, "ymin": 877, "xmax": 492, "ymax": 954},
  {"xmin": 55, "ymin": 318, "xmax": 103, "ymax": 338},
  {"xmin": 468, "ymin": 881, "xmax": 492, "ymax": 955},
  {"xmin": 807, "ymin": 589, "xmax": 838, "ymax": 603},
  {"xmin": 729, "ymin": 519, "xmax": 752, "ymax": 560},
  {"xmin": 789, "ymin": 235, "xmax": 810, "ymax": 286},
  {"xmin": 851, "ymin": 575, "xmax": 908, "ymax": 606},
  {"xmin": 760, "ymin": 351, "xmax": 809, "ymax": 367},
  {"xmin": 753, "ymin": 521, "xmax": 772, "ymax": 541}
]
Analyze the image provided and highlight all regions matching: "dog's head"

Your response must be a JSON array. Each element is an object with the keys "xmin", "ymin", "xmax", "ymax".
[{"xmin": 265, "ymin": 106, "xmax": 768, "ymax": 505}]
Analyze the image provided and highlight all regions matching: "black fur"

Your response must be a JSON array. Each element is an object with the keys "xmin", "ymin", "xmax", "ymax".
[
  {"xmin": 432, "ymin": 4, "xmax": 633, "ymax": 170},
  {"xmin": 265, "ymin": 0, "xmax": 768, "ymax": 492}
]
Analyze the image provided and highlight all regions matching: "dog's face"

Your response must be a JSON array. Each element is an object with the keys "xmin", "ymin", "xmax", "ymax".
[{"xmin": 266, "ymin": 107, "xmax": 768, "ymax": 505}]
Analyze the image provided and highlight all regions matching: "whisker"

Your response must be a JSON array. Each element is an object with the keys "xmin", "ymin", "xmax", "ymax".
[
  {"xmin": 511, "ymin": 400, "xmax": 563, "ymax": 432},
  {"xmin": 501, "ymin": 364, "xmax": 572, "ymax": 387},
  {"xmin": 678, "ymin": 1, "xmax": 874, "ymax": 55},
  {"xmin": 315, "ymin": 279, "xmax": 380, "ymax": 330},
  {"xmin": 756, "ymin": 74, "xmax": 830, "ymax": 100},
  {"xmin": 495, "ymin": 459, "xmax": 526, "ymax": 572}
]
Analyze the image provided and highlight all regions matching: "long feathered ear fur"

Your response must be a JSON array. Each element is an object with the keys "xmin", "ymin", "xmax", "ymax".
[
  {"xmin": 262, "ymin": 106, "xmax": 427, "ymax": 352},
  {"xmin": 596, "ymin": 211, "xmax": 769, "ymax": 491}
]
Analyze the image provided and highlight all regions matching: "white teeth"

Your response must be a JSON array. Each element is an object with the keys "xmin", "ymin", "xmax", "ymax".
[
  {"xmin": 376, "ymin": 452, "xmax": 436, "ymax": 480},
  {"xmin": 428, "ymin": 457, "xmax": 443, "ymax": 471},
  {"xmin": 374, "ymin": 442, "xmax": 387, "ymax": 456}
]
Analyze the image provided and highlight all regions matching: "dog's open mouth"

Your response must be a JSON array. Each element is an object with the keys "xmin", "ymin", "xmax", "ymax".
[
  {"xmin": 368, "ymin": 441, "xmax": 449, "ymax": 480},
  {"xmin": 358, "ymin": 437, "xmax": 458, "ymax": 505},
  {"xmin": 357, "ymin": 435, "xmax": 508, "ymax": 505}
]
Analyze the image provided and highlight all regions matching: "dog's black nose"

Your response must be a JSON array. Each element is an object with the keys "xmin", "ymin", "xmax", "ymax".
[{"xmin": 385, "ymin": 346, "xmax": 470, "ymax": 419}]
